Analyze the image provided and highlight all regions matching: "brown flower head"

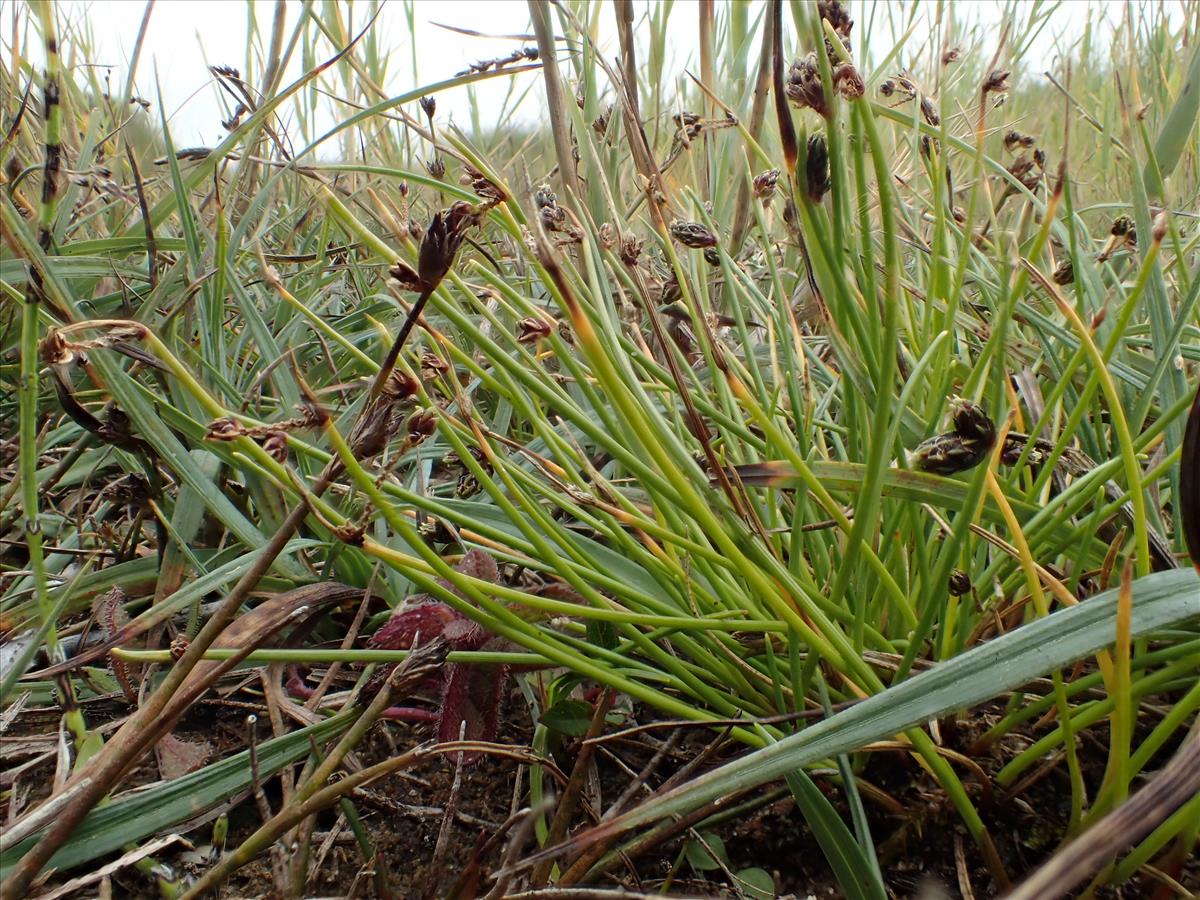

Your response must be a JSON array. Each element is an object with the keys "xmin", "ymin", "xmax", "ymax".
[
  {"xmin": 912, "ymin": 397, "xmax": 997, "ymax": 476},
  {"xmin": 517, "ymin": 316, "xmax": 553, "ymax": 343},
  {"xmin": 383, "ymin": 370, "xmax": 421, "ymax": 402},
  {"xmin": 206, "ymin": 417, "xmax": 246, "ymax": 441},
  {"xmin": 418, "ymin": 201, "xmax": 479, "ymax": 291},
  {"xmin": 534, "ymin": 184, "xmax": 557, "ymax": 210},
  {"xmin": 540, "ymin": 203, "xmax": 567, "ymax": 230},
  {"xmin": 673, "ymin": 110, "xmax": 702, "ymax": 139},
  {"xmin": 261, "ymin": 430, "xmax": 289, "ymax": 463},
  {"xmin": 753, "ymin": 168, "xmax": 780, "ymax": 201},
  {"xmin": 920, "ymin": 95, "xmax": 940, "ymax": 127},
  {"xmin": 983, "ymin": 69, "xmax": 1010, "ymax": 96},
  {"xmin": 786, "ymin": 55, "xmax": 831, "ymax": 118},
  {"xmin": 455, "ymin": 473, "xmax": 481, "ymax": 497},
  {"xmin": 420, "ymin": 352, "xmax": 450, "ymax": 381},
  {"xmin": 389, "ymin": 259, "xmax": 423, "ymax": 291},
  {"xmin": 948, "ymin": 569, "xmax": 972, "ymax": 596},
  {"xmin": 818, "ymin": 0, "xmax": 853, "ymax": 38},
  {"xmin": 405, "ymin": 408, "xmax": 439, "ymax": 445},
  {"xmin": 669, "ymin": 221, "xmax": 718, "ymax": 249},
  {"xmin": 950, "ymin": 397, "xmax": 996, "ymax": 445},
  {"xmin": 832, "ymin": 61, "xmax": 865, "ymax": 100}
]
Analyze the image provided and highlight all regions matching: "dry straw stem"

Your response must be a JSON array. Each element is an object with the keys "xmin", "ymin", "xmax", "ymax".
[
  {"xmin": 179, "ymin": 640, "xmax": 448, "ymax": 897},
  {"xmin": 528, "ymin": 0, "xmax": 581, "ymax": 205}
]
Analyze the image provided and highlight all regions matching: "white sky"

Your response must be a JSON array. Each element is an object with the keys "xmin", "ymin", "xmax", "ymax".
[{"xmin": 14, "ymin": 1, "xmax": 1184, "ymax": 149}]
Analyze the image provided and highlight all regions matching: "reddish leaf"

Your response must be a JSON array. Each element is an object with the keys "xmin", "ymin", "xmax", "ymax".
[
  {"xmin": 438, "ymin": 662, "xmax": 508, "ymax": 761},
  {"xmin": 364, "ymin": 550, "xmax": 514, "ymax": 759},
  {"xmin": 367, "ymin": 601, "xmax": 461, "ymax": 651}
]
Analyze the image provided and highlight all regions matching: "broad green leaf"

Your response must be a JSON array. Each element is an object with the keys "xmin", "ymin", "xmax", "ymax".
[
  {"xmin": 684, "ymin": 831, "xmax": 727, "ymax": 871},
  {"xmin": 539, "ymin": 698, "xmax": 594, "ymax": 737},
  {"xmin": 584, "ymin": 570, "xmax": 1200, "ymax": 839},
  {"xmin": 0, "ymin": 710, "xmax": 355, "ymax": 878},
  {"xmin": 1145, "ymin": 40, "xmax": 1200, "ymax": 193},
  {"xmin": 735, "ymin": 867, "xmax": 776, "ymax": 899}
]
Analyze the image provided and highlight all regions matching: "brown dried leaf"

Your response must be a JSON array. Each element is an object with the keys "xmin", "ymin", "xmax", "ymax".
[{"xmin": 155, "ymin": 732, "xmax": 213, "ymax": 780}]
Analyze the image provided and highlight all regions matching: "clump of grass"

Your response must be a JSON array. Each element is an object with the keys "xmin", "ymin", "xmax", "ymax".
[{"xmin": 2, "ymin": 1, "xmax": 1199, "ymax": 897}]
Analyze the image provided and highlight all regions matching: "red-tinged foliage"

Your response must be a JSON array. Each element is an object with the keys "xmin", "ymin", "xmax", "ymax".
[{"xmin": 366, "ymin": 549, "xmax": 510, "ymax": 761}]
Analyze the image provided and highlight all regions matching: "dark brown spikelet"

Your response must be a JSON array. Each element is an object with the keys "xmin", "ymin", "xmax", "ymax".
[
  {"xmin": 818, "ymin": 0, "xmax": 853, "ymax": 38},
  {"xmin": 405, "ymin": 408, "xmax": 439, "ymax": 445},
  {"xmin": 1182, "ymin": 382, "xmax": 1200, "ymax": 570},
  {"xmin": 948, "ymin": 569, "xmax": 972, "ymax": 596},
  {"xmin": 463, "ymin": 164, "xmax": 506, "ymax": 206},
  {"xmin": 389, "ymin": 259, "xmax": 423, "ymax": 291},
  {"xmin": 1111, "ymin": 215, "xmax": 1135, "ymax": 237},
  {"xmin": 942, "ymin": 47, "xmax": 961, "ymax": 66},
  {"xmin": 920, "ymin": 95, "xmax": 940, "ymax": 127},
  {"xmin": 1098, "ymin": 215, "xmax": 1137, "ymax": 262},
  {"xmin": 669, "ymin": 221, "xmax": 719, "ymax": 249},
  {"xmin": 385, "ymin": 370, "xmax": 421, "ymax": 401},
  {"xmin": 914, "ymin": 432, "xmax": 992, "ymax": 476},
  {"xmin": 517, "ymin": 316, "xmax": 552, "ymax": 343},
  {"xmin": 673, "ymin": 110, "xmax": 702, "ymax": 138},
  {"xmin": 913, "ymin": 397, "xmax": 997, "ymax": 476},
  {"xmin": 1053, "ymin": 260, "xmax": 1074, "ymax": 285},
  {"xmin": 983, "ymin": 69, "xmax": 1010, "ymax": 95},
  {"xmin": 785, "ymin": 55, "xmax": 831, "ymax": 119},
  {"xmin": 619, "ymin": 235, "xmax": 644, "ymax": 265},
  {"xmin": 420, "ymin": 352, "xmax": 450, "ymax": 381},
  {"xmin": 950, "ymin": 397, "xmax": 996, "ymax": 446},
  {"xmin": 805, "ymin": 134, "xmax": 830, "ymax": 203},
  {"xmin": 753, "ymin": 168, "xmax": 781, "ymax": 201},
  {"xmin": 832, "ymin": 61, "xmax": 865, "ymax": 100},
  {"xmin": 534, "ymin": 183, "xmax": 557, "ymax": 209},
  {"xmin": 418, "ymin": 200, "xmax": 479, "ymax": 290},
  {"xmin": 1009, "ymin": 155, "xmax": 1042, "ymax": 193},
  {"xmin": 206, "ymin": 417, "xmax": 246, "ymax": 441},
  {"xmin": 419, "ymin": 95, "xmax": 437, "ymax": 118},
  {"xmin": 350, "ymin": 403, "xmax": 403, "ymax": 460},
  {"xmin": 261, "ymin": 431, "xmax": 289, "ymax": 463}
]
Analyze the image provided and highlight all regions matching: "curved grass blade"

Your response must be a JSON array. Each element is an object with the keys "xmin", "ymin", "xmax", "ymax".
[
  {"xmin": 1145, "ymin": 40, "xmax": 1200, "ymax": 194},
  {"xmin": 551, "ymin": 569, "xmax": 1200, "ymax": 856}
]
